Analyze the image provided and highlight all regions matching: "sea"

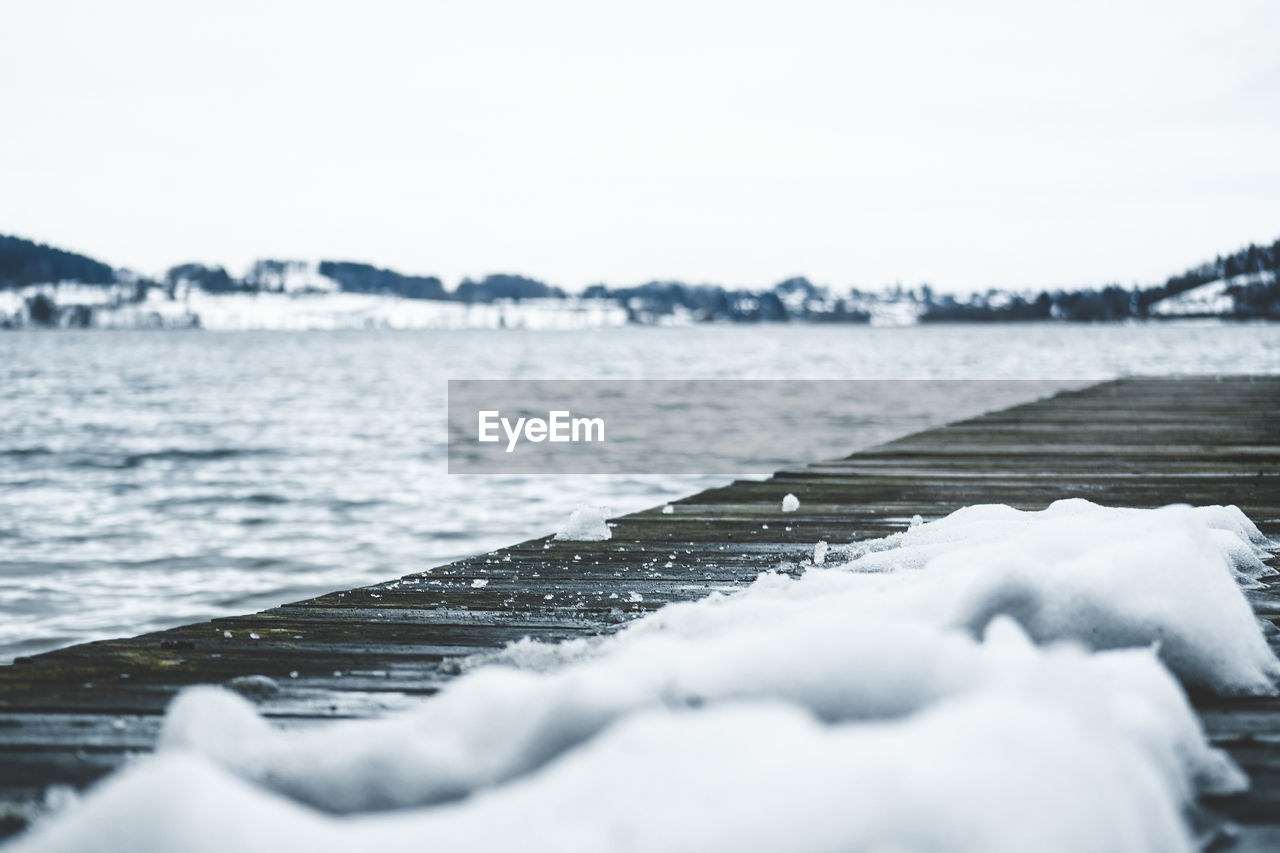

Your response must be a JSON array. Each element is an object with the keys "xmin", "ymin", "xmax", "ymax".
[{"xmin": 1, "ymin": 321, "xmax": 1277, "ymax": 662}]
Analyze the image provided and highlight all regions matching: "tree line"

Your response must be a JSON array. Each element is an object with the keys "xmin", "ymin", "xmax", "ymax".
[
  {"xmin": 920, "ymin": 239, "xmax": 1280, "ymax": 321},
  {"xmin": 3, "ymin": 232, "xmax": 1278, "ymax": 321},
  {"xmin": 0, "ymin": 235, "xmax": 114, "ymax": 288}
]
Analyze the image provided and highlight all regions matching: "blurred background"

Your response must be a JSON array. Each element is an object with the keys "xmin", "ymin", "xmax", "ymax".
[{"xmin": 1, "ymin": 0, "xmax": 1278, "ymax": 660}]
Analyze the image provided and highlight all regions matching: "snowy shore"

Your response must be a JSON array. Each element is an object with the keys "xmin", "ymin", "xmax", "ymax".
[{"xmin": 0, "ymin": 286, "xmax": 631, "ymax": 331}]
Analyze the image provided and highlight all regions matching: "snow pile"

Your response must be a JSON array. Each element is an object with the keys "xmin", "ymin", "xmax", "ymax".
[
  {"xmin": 12, "ymin": 692, "xmax": 1199, "ymax": 853},
  {"xmin": 132, "ymin": 612, "xmax": 1243, "ymax": 816},
  {"xmin": 829, "ymin": 500, "xmax": 1279, "ymax": 694},
  {"xmin": 554, "ymin": 504, "xmax": 612, "ymax": 541},
  {"xmin": 8, "ymin": 501, "xmax": 1276, "ymax": 853}
]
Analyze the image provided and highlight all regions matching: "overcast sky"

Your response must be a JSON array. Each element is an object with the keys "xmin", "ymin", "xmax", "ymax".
[{"xmin": 2, "ymin": 0, "xmax": 1278, "ymax": 292}]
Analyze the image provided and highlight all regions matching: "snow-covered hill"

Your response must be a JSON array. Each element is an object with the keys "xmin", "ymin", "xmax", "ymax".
[{"xmin": 1150, "ymin": 271, "xmax": 1276, "ymax": 318}]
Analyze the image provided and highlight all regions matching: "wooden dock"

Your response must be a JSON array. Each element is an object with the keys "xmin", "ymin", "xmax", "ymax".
[{"xmin": 1, "ymin": 376, "xmax": 1278, "ymax": 847}]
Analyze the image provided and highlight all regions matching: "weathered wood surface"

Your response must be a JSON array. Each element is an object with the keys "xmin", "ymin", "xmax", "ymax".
[{"xmin": 1, "ymin": 376, "xmax": 1278, "ymax": 847}]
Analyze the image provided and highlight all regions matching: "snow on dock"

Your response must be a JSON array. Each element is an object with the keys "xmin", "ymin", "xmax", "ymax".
[{"xmin": 0, "ymin": 376, "xmax": 1278, "ymax": 850}]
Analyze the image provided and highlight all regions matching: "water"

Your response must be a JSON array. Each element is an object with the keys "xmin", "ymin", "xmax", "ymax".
[{"xmin": 1, "ymin": 322, "xmax": 1277, "ymax": 662}]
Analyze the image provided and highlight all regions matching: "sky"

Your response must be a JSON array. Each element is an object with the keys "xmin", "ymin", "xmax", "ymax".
[{"xmin": 2, "ymin": 0, "xmax": 1278, "ymax": 293}]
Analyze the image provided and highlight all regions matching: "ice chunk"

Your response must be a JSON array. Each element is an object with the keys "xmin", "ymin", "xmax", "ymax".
[
  {"xmin": 225, "ymin": 675, "xmax": 280, "ymax": 700},
  {"xmin": 554, "ymin": 505, "xmax": 612, "ymax": 542},
  {"xmin": 781, "ymin": 494, "xmax": 799, "ymax": 512}
]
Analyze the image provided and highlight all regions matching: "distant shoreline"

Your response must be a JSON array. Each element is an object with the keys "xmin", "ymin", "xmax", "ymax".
[
  {"xmin": 1, "ymin": 285, "xmax": 1277, "ymax": 332},
  {"xmin": 4, "ymin": 232, "xmax": 1279, "ymax": 327}
]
